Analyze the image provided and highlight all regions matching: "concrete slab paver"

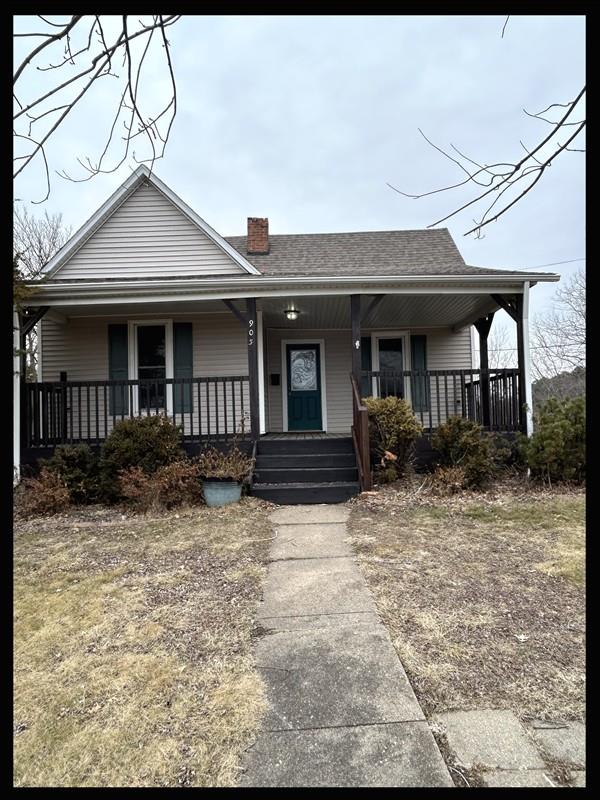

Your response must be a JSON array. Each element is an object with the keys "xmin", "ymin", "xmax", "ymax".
[
  {"xmin": 259, "ymin": 610, "xmax": 381, "ymax": 632},
  {"xmin": 240, "ymin": 722, "xmax": 453, "ymax": 787},
  {"xmin": 483, "ymin": 769, "xmax": 555, "ymax": 787},
  {"xmin": 269, "ymin": 505, "xmax": 350, "ymax": 525},
  {"xmin": 270, "ymin": 522, "xmax": 352, "ymax": 560},
  {"xmin": 571, "ymin": 770, "xmax": 586, "ymax": 787},
  {"xmin": 256, "ymin": 623, "xmax": 424, "ymax": 730},
  {"xmin": 528, "ymin": 720, "xmax": 586, "ymax": 767},
  {"xmin": 434, "ymin": 710, "xmax": 545, "ymax": 770},
  {"xmin": 257, "ymin": 556, "xmax": 376, "ymax": 619}
]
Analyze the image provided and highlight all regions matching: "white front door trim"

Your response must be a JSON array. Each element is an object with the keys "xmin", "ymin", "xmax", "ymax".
[
  {"xmin": 370, "ymin": 329, "xmax": 412, "ymax": 405},
  {"xmin": 281, "ymin": 338, "xmax": 328, "ymax": 432},
  {"xmin": 127, "ymin": 319, "xmax": 174, "ymax": 415}
]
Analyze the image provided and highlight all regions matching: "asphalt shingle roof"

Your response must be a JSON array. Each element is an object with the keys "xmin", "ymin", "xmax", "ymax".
[{"xmin": 225, "ymin": 228, "xmax": 527, "ymax": 278}]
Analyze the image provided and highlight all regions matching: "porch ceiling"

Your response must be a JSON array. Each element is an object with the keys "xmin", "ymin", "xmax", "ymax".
[
  {"xmin": 43, "ymin": 293, "xmax": 499, "ymax": 330},
  {"xmin": 260, "ymin": 293, "xmax": 499, "ymax": 330}
]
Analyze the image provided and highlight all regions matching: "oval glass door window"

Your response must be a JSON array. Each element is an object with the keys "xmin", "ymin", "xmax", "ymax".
[{"xmin": 290, "ymin": 349, "xmax": 317, "ymax": 391}]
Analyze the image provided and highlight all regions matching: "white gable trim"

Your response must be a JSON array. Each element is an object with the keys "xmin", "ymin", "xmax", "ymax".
[{"xmin": 42, "ymin": 165, "xmax": 260, "ymax": 279}]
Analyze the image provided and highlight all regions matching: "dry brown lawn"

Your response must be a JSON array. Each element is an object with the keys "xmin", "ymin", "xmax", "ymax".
[
  {"xmin": 348, "ymin": 477, "xmax": 585, "ymax": 722},
  {"xmin": 13, "ymin": 498, "xmax": 273, "ymax": 788}
]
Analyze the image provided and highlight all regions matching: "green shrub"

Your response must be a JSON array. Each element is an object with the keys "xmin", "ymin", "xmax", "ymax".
[
  {"xmin": 99, "ymin": 415, "xmax": 185, "ymax": 501},
  {"xmin": 119, "ymin": 459, "xmax": 203, "ymax": 512},
  {"xmin": 432, "ymin": 416, "xmax": 493, "ymax": 488},
  {"xmin": 15, "ymin": 468, "xmax": 71, "ymax": 518},
  {"xmin": 41, "ymin": 444, "xmax": 102, "ymax": 504},
  {"xmin": 522, "ymin": 397, "xmax": 585, "ymax": 484},
  {"xmin": 196, "ymin": 445, "xmax": 255, "ymax": 483},
  {"xmin": 487, "ymin": 432, "xmax": 525, "ymax": 472},
  {"xmin": 364, "ymin": 396, "xmax": 423, "ymax": 479}
]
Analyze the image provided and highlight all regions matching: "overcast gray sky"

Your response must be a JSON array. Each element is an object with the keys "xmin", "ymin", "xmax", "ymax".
[{"xmin": 14, "ymin": 15, "xmax": 585, "ymax": 346}]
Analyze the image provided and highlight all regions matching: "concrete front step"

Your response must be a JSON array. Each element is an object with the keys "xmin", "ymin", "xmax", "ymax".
[
  {"xmin": 255, "ymin": 467, "xmax": 359, "ymax": 484},
  {"xmin": 252, "ymin": 481, "xmax": 359, "ymax": 504}
]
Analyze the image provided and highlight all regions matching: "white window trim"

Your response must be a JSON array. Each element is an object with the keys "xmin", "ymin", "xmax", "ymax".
[
  {"xmin": 281, "ymin": 338, "xmax": 328, "ymax": 432},
  {"xmin": 128, "ymin": 319, "xmax": 174, "ymax": 415},
  {"xmin": 370, "ymin": 330, "xmax": 412, "ymax": 406}
]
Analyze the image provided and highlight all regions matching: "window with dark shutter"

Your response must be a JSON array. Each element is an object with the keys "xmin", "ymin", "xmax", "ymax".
[
  {"xmin": 410, "ymin": 335, "xmax": 428, "ymax": 411},
  {"xmin": 108, "ymin": 324, "xmax": 129, "ymax": 415},
  {"xmin": 173, "ymin": 322, "xmax": 193, "ymax": 413}
]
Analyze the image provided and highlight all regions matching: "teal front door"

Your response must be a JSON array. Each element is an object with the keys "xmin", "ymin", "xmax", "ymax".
[{"xmin": 286, "ymin": 343, "xmax": 323, "ymax": 431}]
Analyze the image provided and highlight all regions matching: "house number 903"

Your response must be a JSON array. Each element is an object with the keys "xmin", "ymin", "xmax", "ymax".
[{"xmin": 248, "ymin": 319, "xmax": 254, "ymax": 346}]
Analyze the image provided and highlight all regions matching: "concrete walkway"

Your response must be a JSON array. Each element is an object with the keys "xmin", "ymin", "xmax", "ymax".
[{"xmin": 240, "ymin": 505, "xmax": 452, "ymax": 787}]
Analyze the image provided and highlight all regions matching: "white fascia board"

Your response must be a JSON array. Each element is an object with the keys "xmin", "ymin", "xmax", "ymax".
[
  {"xmin": 41, "ymin": 164, "xmax": 260, "ymax": 280},
  {"xmin": 29, "ymin": 286, "xmax": 541, "ymax": 309},
  {"xmin": 28, "ymin": 272, "xmax": 560, "ymax": 300}
]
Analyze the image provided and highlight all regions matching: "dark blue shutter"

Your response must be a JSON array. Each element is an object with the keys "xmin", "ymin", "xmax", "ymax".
[
  {"xmin": 108, "ymin": 324, "xmax": 129, "ymax": 415},
  {"xmin": 173, "ymin": 323, "xmax": 193, "ymax": 413},
  {"xmin": 410, "ymin": 335, "xmax": 428, "ymax": 411},
  {"xmin": 360, "ymin": 336, "xmax": 372, "ymax": 398}
]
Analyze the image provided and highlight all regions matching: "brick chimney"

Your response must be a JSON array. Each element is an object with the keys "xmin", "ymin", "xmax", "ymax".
[{"xmin": 247, "ymin": 217, "xmax": 269, "ymax": 254}]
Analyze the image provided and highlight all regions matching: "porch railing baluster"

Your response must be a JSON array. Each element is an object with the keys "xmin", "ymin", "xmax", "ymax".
[{"xmin": 357, "ymin": 368, "xmax": 520, "ymax": 434}]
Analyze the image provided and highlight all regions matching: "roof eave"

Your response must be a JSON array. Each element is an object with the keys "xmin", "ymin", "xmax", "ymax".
[{"xmin": 24, "ymin": 272, "xmax": 560, "ymax": 306}]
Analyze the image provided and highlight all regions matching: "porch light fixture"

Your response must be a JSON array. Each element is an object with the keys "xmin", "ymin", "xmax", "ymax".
[{"xmin": 284, "ymin": 307, "xmax": 299, "ymax": 321}]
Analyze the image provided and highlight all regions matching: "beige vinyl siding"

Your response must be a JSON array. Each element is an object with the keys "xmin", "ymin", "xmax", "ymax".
[
  {"xmin": 54, "ymin": 183, "xmax": 246, "ymax": 280},
  {"xmin": 265, "ymin": 326, "xmax": 473, "ymax": 432},
  {"xmin": 40, "ymin": 314, "xmax": 248, "ymax": 440}
]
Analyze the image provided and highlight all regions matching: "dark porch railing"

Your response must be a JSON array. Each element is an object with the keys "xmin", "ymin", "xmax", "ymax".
[
  {"xmin": 361, "ymin": 368, "xmax": 521, "ymax": 432},
  {"xmin": 23, "ymin": 376, "xmax": 251, "ymax": 449}
]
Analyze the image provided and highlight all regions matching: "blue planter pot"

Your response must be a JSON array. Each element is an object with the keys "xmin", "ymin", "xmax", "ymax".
[{"xmin": 202, "ymin": 480, "xmax": 243, "ymax": 507}]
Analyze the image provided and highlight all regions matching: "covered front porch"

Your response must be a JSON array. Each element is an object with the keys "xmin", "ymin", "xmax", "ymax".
[{"xmin": 18, "ymin": 283, "xmax": 532, "ymax": 469}]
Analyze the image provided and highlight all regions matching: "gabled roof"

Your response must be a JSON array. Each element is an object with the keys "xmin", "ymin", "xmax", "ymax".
[
  {"xmin": 225, "ymin": 229, "xmax": 548, "ymax": 279},
  {"xmin": 41, "ymin": 165, "xmax": 261, "ymax": 279}
]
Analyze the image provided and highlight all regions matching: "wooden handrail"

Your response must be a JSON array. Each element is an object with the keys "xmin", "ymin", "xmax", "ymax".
[{"xmin": 350, "ymin": 373, "xmax": 372, "ymax": 492}]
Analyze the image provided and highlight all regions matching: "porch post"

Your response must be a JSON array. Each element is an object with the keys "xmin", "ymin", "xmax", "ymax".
[
  {"xmin": 474, "ymin": 313, "xmax": 494, "ymax": 428},
  {"xmin": 257, "ymin": 309, "xmax": 266, "ymax": 435},
  {"xmin": 515, "ymin": 282, "xmax": 533, "ymax": 435},
  {"xmin": 13, "ymin": 309, "xmax": 21, "ymax": 484},
  {"xmin": 246, "ymin": 298, "xmax": 260, "ymax": 441},
  {"xmin": 350, "ymin": 295, "xmax": 362, "ymax": 384}
]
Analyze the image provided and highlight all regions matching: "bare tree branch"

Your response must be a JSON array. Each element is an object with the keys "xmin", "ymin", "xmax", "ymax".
[
  {"xmin": 13, "ymin": 206, "xmax": 72, "ymax": 378},
  {"xmin": 531, "ymin": 270, "xmax": 585, "ymax": 380},
  {"xmin": 14, "ymin": 15, "xmax": 83, "ymax": 83},
  {"xmin": 13, "ymin": 15, "xmax": 181, "ymax": 199},
  {"xmin": 389, "ymin": 86, "xmax": 585, "ymax": 236}
]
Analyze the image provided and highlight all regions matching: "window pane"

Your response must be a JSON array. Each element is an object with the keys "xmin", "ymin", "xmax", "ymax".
[
  {"xmin": 137, "ymin": 325, "xmax": 165, "ymax": 367},
  {"xmin": 378, "ymin": 339, "xmax": 403, "ymax": 398},
  {"xmin": 137, "ymin": 326, "xmax": 166, "ymax": 408}
]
